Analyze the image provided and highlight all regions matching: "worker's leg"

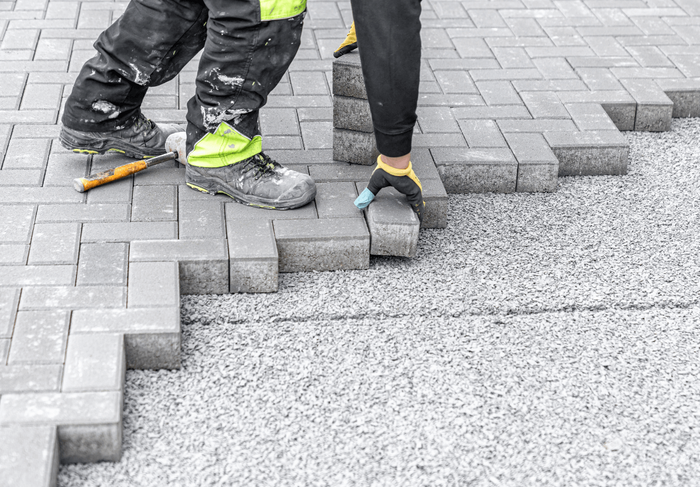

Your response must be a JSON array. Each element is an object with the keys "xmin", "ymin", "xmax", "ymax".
[
  {"xmin": 175, "ymin": 0, "xmax": 316, "ymax": 209},
  {"xmin": 60, "ymin": 0, "xmax": 207, "ymax": 157},
  {"xmin": 349, "ymin": 0, "xmax": 422, "ymax": 163}
]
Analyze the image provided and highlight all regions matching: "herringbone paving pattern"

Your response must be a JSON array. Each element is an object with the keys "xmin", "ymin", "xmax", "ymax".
[{"xmin": 0, "ymin": 0, "xmax": 699, "ymax": 484}]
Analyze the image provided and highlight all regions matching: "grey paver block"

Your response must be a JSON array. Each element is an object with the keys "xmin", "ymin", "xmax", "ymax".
[
  {"xmin": 228, "ymin": 219, "xmax": 278, "ymax": 293},
  {"xmin": 0, "ymin": 266, "xmax": 75, "ymax": 287},
  {"xmin": 273, "ymin": 218, "xmax": 370, "ymax": 272},
  {"xmin": 475, "ymin": 80, "xmax": 523, "ymax": 106},
  {"xmin": 0, "ymin": 244, "xmax": 28, "ymax": 265},
  {"xmin": 655, "ymin": 78, "xmax": 700, "ymax": 118},
  {"xmin": 332, "ymin": 51, "xmax": 366, "ymax": 99},
  {"xmin": 36, "ymin": 204, "xmax": 130, "ymax": 223},
  {"xmin": 360, "ymin": 186, "xmax": 420, "ymax": 258},
  {"xmin": 521, "ymin": 91, "xmax": 571, "ymax": 119},
  {"xmin": 2, "ymin": 137, "xmax": 50, "ymax": 169},
  {"xmin": 620, "ymin": 78, "xmax": 673, "ymax": 132},
  {"xmin": 127, "ymin": 261, "xmax": 180, "ymax": 307},
  {"xmin": 260, "ymin": 108, "xmax": 300, "ymax": 136},
  {"xmin": 179, "ymin": 199, "xmax": 226, "ymax": 240},
  {"xmin": 0, "ymin": 187, "xmax": 84, "ymax": 204},
  {"xmin": 0, "ymin": 288, "xmax": 20, "ymax": 339},
  {"xmin": 86, "ymin": 177, "xmax": 133, "ymax": 203},
  {"xmin": 504, "ymin": 133, "xmax": 559, "ymax": 193},
  {"xmin": 129, "ymin": 239, "xmax": 228, "ymax": 295},
  {"xmin": 0, "ymin": 425, "xmax": 59, "ymax": 487},
  {"xmin": 0, "ymin": 168, "xmax": 44, "ymax": 186},
  {"xmin": 77, "ymin": 242, "xmax": 128, "ymax": 286},
  {"xmin": 452, "ymin": 105, "xmax": 532, "ymax": 120},
  {"xmin": 545, "ymin": 130, "xmax": 629, "ymax": 176},
  {"xmin": 315, "ymin": 182, "xmax": 362, "ymax": 219},
  {"xmin": 8, "ymin": 310, "xmax": 69, "ymax": 364},
  {"xmin": 131, "ymin": 185, "xmax": 177, "ymax": 222},
  {"xmin": 81, "ymin": 221, "xmax": 178, "ymax": 242},
  {"xmin": 20, "ymin": 286, "xmax": 126, "ymax": 310},
  {"xmin": 432, "ymin": 147, "xmax": 518, "ymax": 193},
  {"xmin": 0, "ymin": 391, "xmax": 122, "ymax": 463},
  {"xmin": 62, "ymin": 333, "xmax": 125, "ymax": 392},
  {"xmin": 421, "ymin": 177, "xmax": 449, "ymax": 230},
  {"xmin": 28, "ymin": 222, "xmax": 81, "ymax": 265},
  {"xmin": 0, "ymin": 364, "xmax": 63, "ymax": 393},
  {"xmin": 308, "ymin": 163, "xmax": 374, "ymax": 183},
  {"xmin": 557, "ymin": 90, "xmax": 637, "ymax": 131},
  {"xmin": 565, "ymin": 103, "xmax": 620, "ymax": 131},
  {"xmin": 333, "ymin": 95, "xmax": 373, "ymax": 133},
  {"xmin": 71, "ymin": 307, "xmax": 180, "ymax": 370},
  {"xmin": 132, "ymin": 163, "xmax": 185, "ymax": 186},
  {"xmin": 459, "ymin": 119, "xmax": 508, "ymax": 148},
  {"xmin": 225, "ymin": 200, "xmax": 317, "ymax": 221},
  {"xmin": 0, "ymin": 339, "xmax": 8, "ymax": 364},
  {"xmin": 333, "ymin": 128, "xmax": 379, "ymax": 165}
]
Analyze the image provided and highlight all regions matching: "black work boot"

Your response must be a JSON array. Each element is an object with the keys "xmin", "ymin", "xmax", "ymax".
[{"xmin": 60, "ymin": 113, "xmax": 184, "ymax": 159}]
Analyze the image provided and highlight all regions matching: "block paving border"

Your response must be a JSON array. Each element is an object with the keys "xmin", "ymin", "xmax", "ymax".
[{"xmin": 1, "ymin": 0, "xmax": 700, "ymax": 484}]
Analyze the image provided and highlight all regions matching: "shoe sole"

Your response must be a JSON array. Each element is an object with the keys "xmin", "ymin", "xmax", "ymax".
[
  {"xmin": 186, "ymin": 179, "xmax": 316, "ymax": 211},
  {"xmin": 59, "ymin": 131, "xmax": 163, "ymax": 159}
]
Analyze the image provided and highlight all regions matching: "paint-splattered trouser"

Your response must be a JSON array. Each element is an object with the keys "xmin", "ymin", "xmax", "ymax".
[
  {"xmin": 62, "ymin": 0, "xmax": 305, "ymax": 167},
  {"xmin": 350, "ymin": 0, "xmax": 422, "ymax": 158}
]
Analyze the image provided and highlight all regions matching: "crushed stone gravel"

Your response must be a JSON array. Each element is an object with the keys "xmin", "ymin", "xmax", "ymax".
[{"xmin": 59, "ymin": 118, "xmax": 700, "ymax": 486}]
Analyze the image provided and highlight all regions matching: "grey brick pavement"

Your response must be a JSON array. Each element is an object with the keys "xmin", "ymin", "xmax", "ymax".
[{"xmin": 1, "ymin": 0, "xmax": 700, "ymax": 484}]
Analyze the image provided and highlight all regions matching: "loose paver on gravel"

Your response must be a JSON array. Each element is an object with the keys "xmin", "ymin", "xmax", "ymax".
[{"xmin": 0, "ymin": 0, "xmax": 699, "ymax": 485}]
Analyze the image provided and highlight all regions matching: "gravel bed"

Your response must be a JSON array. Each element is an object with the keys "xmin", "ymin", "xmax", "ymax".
[{"xmin": 59, "ymin": 119, "xmax": 700, "ymax": 486}]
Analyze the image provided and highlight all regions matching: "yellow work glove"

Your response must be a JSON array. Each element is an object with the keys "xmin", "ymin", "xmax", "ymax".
[{"xmin": 334, "ymin": 22, "xmax": 357, "ymax": 58}]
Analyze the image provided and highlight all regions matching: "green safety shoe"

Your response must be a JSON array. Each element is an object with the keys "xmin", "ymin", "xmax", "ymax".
[{"xmin": 60, "ymin": 113, "xmax": 184, "ymax": 159}]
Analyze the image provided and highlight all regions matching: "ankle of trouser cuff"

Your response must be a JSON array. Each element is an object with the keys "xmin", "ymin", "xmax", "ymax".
[{"xmin": 374, "ymin": 128, "xmax": 414, "ymax": 158}]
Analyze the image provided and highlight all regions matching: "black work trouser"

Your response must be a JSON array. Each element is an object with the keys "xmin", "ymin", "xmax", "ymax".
[
  {"xmin": 62, "ymin": 0, "xmax": 304, "ymax": 158},
  {"xmin": 350, "ymin": 0, "xmax": 422, "ymax": 157}
]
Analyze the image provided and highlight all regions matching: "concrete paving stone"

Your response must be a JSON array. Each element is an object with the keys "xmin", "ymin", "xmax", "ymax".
[
  {"xmin": 290, "ymin": 71, "xmax": 329, "ymax": 95},
  {"xmin": 228, "ymin": 219, "xmax": 278, "ymax": 293},
  {"xmin": 576, "ymin": 67, "xmax": 625, "ymax": 92},
  {"xmin": 273, "ymin": 217, "xmax": 370, "ymax": 272},
  {"xmin": 0, "ymin": 168, "xmax": 43, "ymax": 186},
  {"xmin": 62, "ymin": 333, "xmax": 124, "ymax": 392},
  {"xmin": 497, "ymin": 118, "xmax": 579, "ymax": 133},
  {"xmin": 491, "ymin": 47, "xmax": 535, "ymax": 69},
  {"xmin": 226, "ymin": 200, "xmax": 318, "ymax": 221},
  {"xmin": 565, "ymin": 103, "xmax": 620, "ymax": 131},
  {"xmin": 8, "ymin": 310, "xmax": 69, "ymax": 364},
  {"xmin": 420, "ymin": 177, "xmax": 449, "ymax": 229},
  {"xmin": 10, "ymin": 124, "xmax": 61, "ymax": 139},
  {"xmin": 132, "ymin": 164, "xmax": 185, "ymax": 186},
  {"xmin": 0, "ymin": 186, "xmax": 84, "ymax": 204},
  {"xmin": 131, "ymin": 184, "xmax": 177, "ymax": 222},
  {"xmin": 297, "ymin": 107, "xmax": 332, "ymax": 122},
  {"xmin": 36, "ymin": 203, "xmax": 130, "ymax": 223},
  {"xmin": 417, "ymin": 94, "xmax": 485, "ymax": 107},
  {"xmin": 20, "ymin": 83, "xmax": 62, "ymax": 110},
  {"xmin": 179, "ymin": 199, "xmax": 226, "ymax": 240},
  {"xmin": 81, "ymin": 221, "xmax": 177, "ymax": 242},
  {"xmin": 533, "ymin": 57, "xmax": 580, "ymax": 80},
  {"xmin": 0, "ymin": 243, "xmax": 28, "ymax": 265},
  {"xmin": 331, "ymin": 51, "xmax": 366, "ymax": 99},
  {"xmin": 260, "ymin": 108, "xmax": 300, "ymax": 136},
  {"xmin": 34, "ymin": 37, "xmax": 72, "ymax": 60},
  {"xmin": 625, "ymin": 45, "xmax": 675, "ymax": 67},
  {"xmin": 2, "ymin": 137, "xmax": 50, "ymax": 169},
  {"xmin": 28, "ymin": 222, "xmax": 81, "ymax": 265},
  {"xmin": 434, "ymin": 70, "xmax": 478, "ymax": 94},
  {"xmin": 654, "ymin": 78, "xmax": 700, "ymax": 118},
  {"xmin": 20, "ymin": 286, "xmax": 126, "ymax": 310},
  {"xmin": 0, "ymin": 391, "xmax": 123, "ymax": 463},
  {"xmin": 71, "ymin": 307, "xmax": 180, "ymax": 370},
  {"xmin": 584, "ymin": 35, "xmax": 629, "ymax": 57},
  {"xmin": 520, "ymin": 91, "xmax": 571, "ymax": 119},
  {"xmin": 620, "ymin": 78, "xmax": 673, "ymax": 132},
  {"xmin": 77, "ymin": 242, "xmax": 128, "ymax": 286},
  {"xmin": 567, "ymin": 56, "xmax": 640, "ymax": 68},
  {"xmin": 1, "ymin": 28, "xmax": 39, "ymax": 50},
  {"xmin": 315, "ymin": 182, "xmax": 361, "ymax": 219},
  {"xmin": 545, "ymin": 130, "xmax": 629, "ymax": 176},
  {"xmin": 504, "ymin": 132, "xmax": 559, "ymax": 192},
  {"xmin": 458, "ymin": 119, "xmax": 508, "ymax": 148},
  {"xmin": 416, "ymin": 106, "xmax": 461, "ymax": 133},
  {"xmin": 333, "ymin": 128, "xmax": 379, "ymax": 165},
  {"xmin": 0, "ymin": 266, "xmax": 75, "ymax": 287},
  {"xmin": 266, "ymin": 95, "xmax": 332, "ymax": 109},
  {"xmin": 0, "ymin": 425, "xmax": 58, "ymax": 487},
  {"xmin": 0, "ymin": 364, "xmax": 63, "ymax": 393},
  {"xmin": 301, "ymin": 121, "xmax": 333, "ymax": 149},
  {"xmin": 0, "ymin": 72, "xmax": 27, "ymax": 98},
  {"xmin": 453, "ymin": 37, "xmax": 494, "ymax": 58},
  {"xmin": 0, "ymin": 339, "xmax": 8, "ymax": 364},
  {"xmin": 333, "ymin": 95, "xmax": 373, "ymax": 133},
  {"xmin": 475, "ymin": 80, "xmax": 523, "ymax": 106},
  {"xmin": 557, "ymin": 91, "xmax": 637, "ymax": 130},
  {"xmin": 308, "ymin": 162, "xmax": 374, "ymax": 183},
  {"xmin": 86, "ymin": 177, "xmax": 134, "ymax": 203},
  {"xmin": 469, "ymin": 68, "xmax": 543, "ymax": 83},
  {"xmin": 128, "ymin": 261, "xmax": 180, "ymax": 307},
  {"xmin": 265, "ymin": 149, "xmax": 334, "ymax": 164},
  {"xmin": 358, "ymin": 185, "xmax": 420, "ymax": 258},
  {"xmin": 130, "ymin": 239, "xmax": 228, "ymax": 294},
  {"xmin": 410, "ymin": 149, "xmax": 442, "ymax": 180},
  {"xmin": 412, "ymin": 132, "xmax": 468, "ymax": 148},
  {"xmin": 452, "ymin": 105, "xmax": 532, "ymax": 120},
  {"xmin": 431, "ymin": 147, "xmax": 518, "ymax": 193}
]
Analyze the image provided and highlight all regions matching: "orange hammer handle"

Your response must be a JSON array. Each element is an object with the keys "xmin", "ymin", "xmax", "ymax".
[{"xmin": 74, "ymin": 160, "xmax": 148, "ymax": 193}]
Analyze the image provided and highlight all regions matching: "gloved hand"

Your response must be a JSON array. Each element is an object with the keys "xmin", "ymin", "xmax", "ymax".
[
  {"xmin": 354, "ymin": 156, "xmax": 425, "ymax": 222},
  {"xmin": 334, "ymin": 22, "xmax": 357, "ymax": 58}
]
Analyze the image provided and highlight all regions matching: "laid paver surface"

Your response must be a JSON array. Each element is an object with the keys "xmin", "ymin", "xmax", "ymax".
[{"xmin": 0, "ymin": 0, "xmax": 699, "ymax": 484}]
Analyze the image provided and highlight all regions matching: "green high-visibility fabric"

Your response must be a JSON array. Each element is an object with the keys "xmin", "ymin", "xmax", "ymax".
[
  {"xmin": 259, "ymin": 0, "xmax": 306, "ymax": 20},
  {"xmin": 188, "ymin": 122, "xmax": 262, "ymax": 168}
]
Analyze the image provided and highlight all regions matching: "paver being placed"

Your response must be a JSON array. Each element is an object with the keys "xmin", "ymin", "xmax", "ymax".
[{"xmin": 2, "ymin": 0, "xmax": 700, "ymax": 483}]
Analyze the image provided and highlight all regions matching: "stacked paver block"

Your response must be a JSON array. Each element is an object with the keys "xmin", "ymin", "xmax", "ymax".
[{"xmin": 3, "ymin": 0, "xmax": 700, "ymax": 484}]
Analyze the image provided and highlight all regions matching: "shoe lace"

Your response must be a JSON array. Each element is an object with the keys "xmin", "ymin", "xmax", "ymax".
[
  {"xmin": 133, "ymin": 113, "xmax": 156, "ymax": 132},
  {"xmin": 243, "ymin": 153, "xmax": 278, "ymax": 179}
]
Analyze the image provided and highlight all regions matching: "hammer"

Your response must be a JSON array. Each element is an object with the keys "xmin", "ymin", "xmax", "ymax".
[{"xmin": 73, "ymin": 151, "xmax": 178, "ymax": 193}]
